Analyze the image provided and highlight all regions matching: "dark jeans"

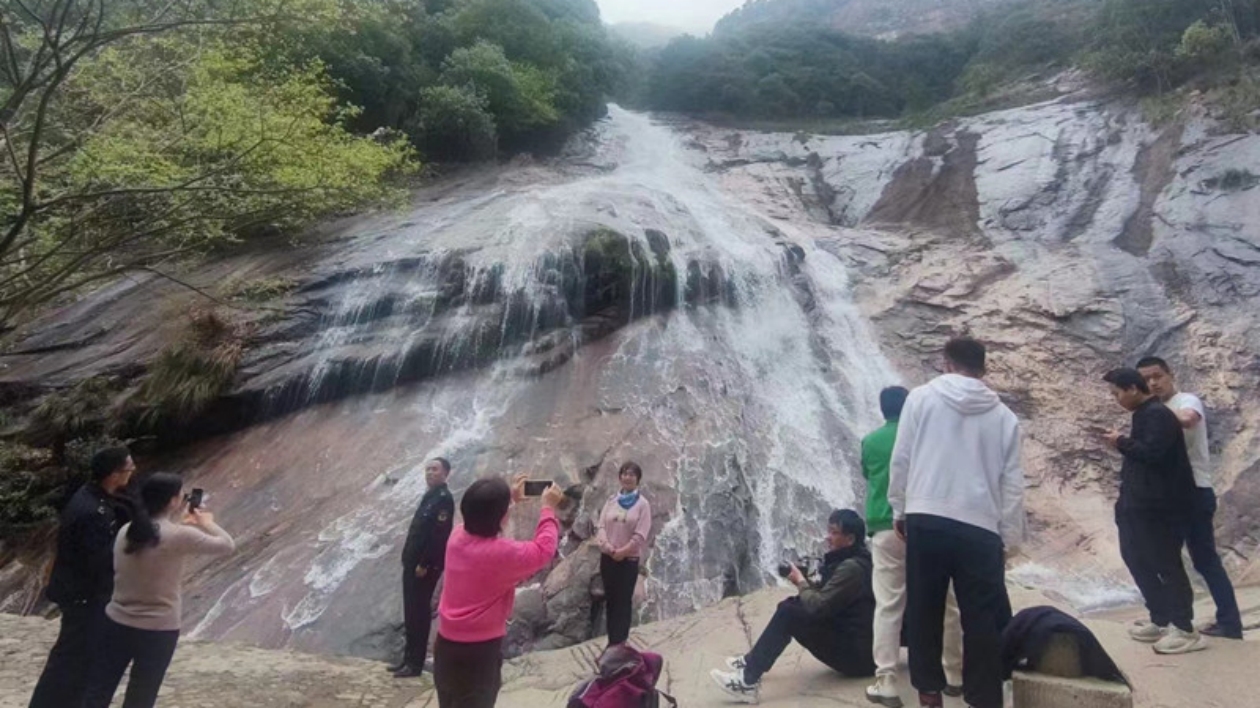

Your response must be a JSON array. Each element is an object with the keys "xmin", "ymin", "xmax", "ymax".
[
  {"xmin": 743, "ymin": 597, "xmax": 875, "ymax": 684},
  {"xmin": 434, "ymin": 634, "xmax": 504, "ymax": 708},
  {"xmin": 402, "ymin": 567, "xmax": 442, "ymax": 669},
  {"xmin": 600, "ymin": 554, "xmax": 639, "ymax": 645},
  {"xmin": 28, "ymin": 601, "xmax": 107, "ymax": 708},
  {"xmin": 1186, "ymin": 488, "xmax": 1242, "ymax": 632},
  {"xmin": 82, "ymin": 617, "xmax": 180, "ymax": 708},
  {"xmin": 906, "ymin": 515, "xmax": 1010, "ymax": 708},
  {"xmin": 1117, "ymin": 507, "xmax": 1194, "ymax": 632}
]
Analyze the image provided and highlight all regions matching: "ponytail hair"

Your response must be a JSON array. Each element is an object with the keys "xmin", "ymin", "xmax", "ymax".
[{"xmin": 125, "ymin": 473, "xmax": 184, "ymax": 555}]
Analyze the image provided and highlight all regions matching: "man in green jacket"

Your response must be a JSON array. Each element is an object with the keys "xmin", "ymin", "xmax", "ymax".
[
  {"xmin": 864, "ymin": 387, "xmax": 962, "ymax": 708},
  {"xmin": 710, "ymin": 509, "xmax": 876, "ymax": 704}
]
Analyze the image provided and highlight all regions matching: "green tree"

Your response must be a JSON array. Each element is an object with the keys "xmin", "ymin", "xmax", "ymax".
[{"xmin": 412, "ymin": 84, "xmax": 498, "ymax": 161}]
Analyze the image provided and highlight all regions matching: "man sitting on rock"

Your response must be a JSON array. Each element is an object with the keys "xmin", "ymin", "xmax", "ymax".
[{"xmin": 709, "ymin": 509, "xmax": 876, "ymax": 704}]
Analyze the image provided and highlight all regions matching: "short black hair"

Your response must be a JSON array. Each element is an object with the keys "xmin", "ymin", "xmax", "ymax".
[
  {"xmin": 1135, "ymin": 356, "xmax": 1171, "ymax": 373},
  {"xmin": 91, "ymin": 446, "xmax": 132, "ymax": 482},
  {"xmin": 618, "ymin": 461, "xmax": 643, "ymax": 482},
  {"xmin": 431, "ymin": 457, "xmax": 452, "ymax": 473},
  {"xmin": 1103, "ymin": 368, "xmax": 1150, "ymax": 394},
  {"xmin": 461, "ymin": 477, "xmax": 510, "ymax": 538},
  {"xmin": 879, "ymin": 386, "xmax": 910, "ymax": 420},
  {"xmin": 829, "ymin": 509, "xmax": 865, "ymax": 544},
  {"xmin": 944, "ymin": 337, "xmax": 986, "ymax": 375}
]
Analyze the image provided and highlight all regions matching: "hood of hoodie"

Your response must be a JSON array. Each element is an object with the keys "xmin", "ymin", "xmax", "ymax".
[{"xmin": 929, "ymin": 373, "xmax": 1001, "ymax": 416}]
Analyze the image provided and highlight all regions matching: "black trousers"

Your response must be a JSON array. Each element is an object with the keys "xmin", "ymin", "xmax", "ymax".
[
  {"xmin": 1185, "ymin": 488, "xmax": 1242, "ymax": 632},
  {"xmin": 1117, "ymin": 507, "xmax": 1194, "ymax": 631},
  {"xmin": 906, "ymin": 515, "xmax": 1010, "ymax": 708},
  {"xmin": 28, "ymin": 601, "xmax": 107, "ymax": 708},
  {"xmin": 743, "ymin": 597, "xmax": 875, "ymax": 684},
  {"xmin": 402, "ymin": 567, "xmax": 442, "ymax": 669},
  {"xmin": 434, "ymin": 634, "xmax": 504, "ymax": 708},
  {"xmin": 82, "ymin": 617, "xmax": 180, "ymax": 708},
  {"xmin": 600, "ymin": 554, "xmax": 639, "ymax": 645}
]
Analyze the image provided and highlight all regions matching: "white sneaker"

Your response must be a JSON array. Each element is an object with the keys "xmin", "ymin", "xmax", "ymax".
[
  {"xmin": 710, "ymin": 668, "xmax": 760, "ymax": 704},
  {"xmin": 1128, "ymin": 620, "xmax": 1167, "ymax": 643},
  {"xmin": 1153, "ymin": 627, "xmax": 1207, "ymax": 655},
  {"xmin": 865, "ymin": 674, "xmax": 904, "ymax": 708},
  {"xmin": 725, "ymin": 655, "xmax": 747, "ymax": 672}
]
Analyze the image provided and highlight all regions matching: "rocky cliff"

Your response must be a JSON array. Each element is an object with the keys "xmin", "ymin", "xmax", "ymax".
[
  {"xmin": 1, "ymin": 86, "xmax": 1258, "ymax": 657},
  {"xmin": 687, "ymin": 86, "xmax": 1260, "ymax": 597}
]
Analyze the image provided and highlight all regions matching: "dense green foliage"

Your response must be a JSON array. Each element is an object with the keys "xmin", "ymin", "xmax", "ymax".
[
  {"xmin": 0, "ymin": 0, "xmax": 628, "ymax": 328},
  {"xmin": 269, "ymin": 0, "xmax": 626, "ymax": 158},
  {"xmin": 638, "ymin": 0, "xmax": 1260, "ymax": 124}
]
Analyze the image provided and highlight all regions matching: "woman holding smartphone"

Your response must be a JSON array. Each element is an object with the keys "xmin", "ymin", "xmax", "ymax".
[
  {"xmin": 595, "ymin": 461, "xmax": 653, "ymax": 647},
  {"xmin": 435, "ymin": 473, "xmax": 563, "ymax": 708},
  {"xmin": 83, "ymin": 474, "xmax": 235, "ymax": 708}
]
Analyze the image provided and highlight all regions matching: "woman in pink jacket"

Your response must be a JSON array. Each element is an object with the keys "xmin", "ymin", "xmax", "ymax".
[
  {"xmin": 435, "ymin": 474, "xmax": 562, "ymax": 707},
  {"xmin": 595, "ymin": 461, "xmax": 653, "ymax": 647}
]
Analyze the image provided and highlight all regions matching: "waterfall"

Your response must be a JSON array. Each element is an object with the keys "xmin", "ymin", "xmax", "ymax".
[{"xmin": 181, "ymin": 107, "xmax": 901, "ymax": 656}]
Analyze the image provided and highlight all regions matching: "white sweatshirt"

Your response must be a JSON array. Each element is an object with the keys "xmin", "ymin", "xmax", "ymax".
[{"xmin": 887, "ymin": 374, "xmax": 1026, "ymax": 548}]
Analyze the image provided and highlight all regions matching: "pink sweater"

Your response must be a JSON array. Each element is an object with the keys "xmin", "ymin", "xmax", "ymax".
[
  {"xmin": 438, "ymin": 507, "xmax": 560, "ymax": 643},
  {"xmin": 595, "ymin": 494, "xmax": 652, "ymax": 560}
]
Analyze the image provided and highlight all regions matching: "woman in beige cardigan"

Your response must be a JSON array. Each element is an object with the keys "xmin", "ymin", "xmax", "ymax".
[{"xmin": 83, "ymin": 473, "xmax": 235, "ymax": 708}]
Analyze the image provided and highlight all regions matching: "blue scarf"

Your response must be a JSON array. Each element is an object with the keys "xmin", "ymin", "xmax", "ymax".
[{"xmin": 617, "ymin": 490, "xmax": 640, "ymax": 510}]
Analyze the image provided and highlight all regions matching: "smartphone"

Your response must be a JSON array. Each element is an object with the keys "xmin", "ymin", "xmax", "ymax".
[
  {"xmin": 523, "ymin": 480, "xmax": 553, "ymax": 497},
  {"xmin": 187, "ymin": 488, "xmax": 205, "ymax": 511}
]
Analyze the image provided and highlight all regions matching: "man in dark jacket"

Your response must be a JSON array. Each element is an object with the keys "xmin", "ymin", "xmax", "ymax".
[
  {"xmin": 710, "ymin": 509, "xmax": 876, "ymax": 703},
  {"xmin": 1102, "ymin": 368, "xmax": 1203, "ymax": 655},
  {"xmin": 389, "ymin": 457, "xmax": 455, "ymax": 678},
  {"xmin": 29, "ymin": 446, "xmax": 135, "ymax": 708}
]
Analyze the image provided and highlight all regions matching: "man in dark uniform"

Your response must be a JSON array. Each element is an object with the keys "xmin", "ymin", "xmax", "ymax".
[
  {"xmin": 29, "ymin": 446, "xmax": 136, "ymax": 708},
  {"xmin": 390, "ymin": 457, "xmax": 455, "ymax": 678}
]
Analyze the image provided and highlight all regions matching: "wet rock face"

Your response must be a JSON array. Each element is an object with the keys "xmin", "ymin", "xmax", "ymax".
[{"xmin": 697, "ymin": 93, "xmax": 1260, "ymax": 586}]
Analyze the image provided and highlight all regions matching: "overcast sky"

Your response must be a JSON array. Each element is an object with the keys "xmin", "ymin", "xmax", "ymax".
[{"xmin": 596, "ymin": 0, "xmax": 747, "ymax": 33}]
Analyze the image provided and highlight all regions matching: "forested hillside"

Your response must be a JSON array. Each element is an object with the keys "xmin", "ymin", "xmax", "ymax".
[
  {"xmin": 0, "ymin": 0, "xmax": 627, "ymax": 333},
  {"xmin": 637, "ymin": 0, "xmax": 1260, "ymax": 125}
]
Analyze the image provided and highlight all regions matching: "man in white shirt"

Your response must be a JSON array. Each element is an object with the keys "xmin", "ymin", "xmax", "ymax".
[
  {"xmin": 889, "ymin": 337, "xmax": 1025, "ymax": 708},
  {"xmin": 1136, "ymin": 357, "xmax": 1242, "ymax": 639}
]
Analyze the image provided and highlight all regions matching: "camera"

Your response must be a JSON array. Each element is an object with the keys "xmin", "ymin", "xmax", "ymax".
[{"xmin": 777, "ymin": 556, "xmax": 821, "ymax": 580}]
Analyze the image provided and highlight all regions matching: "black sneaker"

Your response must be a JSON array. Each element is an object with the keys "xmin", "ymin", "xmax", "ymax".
[
  {"xmin": 392, "ymin": 664, "xmax": 423, "ymax": 679},
  {"xmin": 943, "ymin": 684, "xmax": 963, "ymax": 698},
  {"xmin": 1200, "ymin": 623, "xmax": 1244, "ymax": 640}
]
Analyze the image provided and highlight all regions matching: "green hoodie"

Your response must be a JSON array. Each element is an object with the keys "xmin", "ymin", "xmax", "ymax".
[{"xmin": 861, "ymin": 419, "xmax": 899, "ymax": 535}]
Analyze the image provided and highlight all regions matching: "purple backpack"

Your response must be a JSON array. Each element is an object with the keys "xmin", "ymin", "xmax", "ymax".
[{"xmin": 567, "ymin": 644, "xmax": 678, "ymax": 708}]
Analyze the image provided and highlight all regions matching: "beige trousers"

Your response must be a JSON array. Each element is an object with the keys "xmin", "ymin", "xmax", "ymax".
[{"xmin": 870, "ymin": 530, "xmax": 963, "ymax": 683}]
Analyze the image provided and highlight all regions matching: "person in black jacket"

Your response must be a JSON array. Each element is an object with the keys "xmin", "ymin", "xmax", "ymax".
[
  {"xmin": 710, "ymin": 509, "xmax": 876, "ymax": 704},
  {"xmin": 389, "ymin": 457, "xmax": 455, "ymax": 678},
  {"xmin": 1102, "ymin": 368, "xmax": 1204, "ymax": 656},
  {"xmin": 29, "ymin": 446, "xmax": 136, "ymax": 708}
]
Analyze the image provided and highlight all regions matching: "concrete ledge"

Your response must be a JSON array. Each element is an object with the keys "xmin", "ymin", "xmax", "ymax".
[{"xmin": 1012, "ymin": 672, "xmax": 1133, "ymax": 708}]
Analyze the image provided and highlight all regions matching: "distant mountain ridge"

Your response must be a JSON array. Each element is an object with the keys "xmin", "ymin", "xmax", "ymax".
[
  {"xmin": 715, "ymin": 0, "xmax": 1023, "ymax": 39},
  {"xmin": 609, "ymin": 21, "xmax": 687, "ymax": 49}
]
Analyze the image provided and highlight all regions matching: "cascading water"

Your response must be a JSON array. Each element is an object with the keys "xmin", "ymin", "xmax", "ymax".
[{"xmin": 172, "ymin": 106, "xmax": 901, "ymax": 657}]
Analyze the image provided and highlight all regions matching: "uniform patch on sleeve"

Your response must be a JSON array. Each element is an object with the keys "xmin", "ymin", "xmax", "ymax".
[{"xmin": 438, "ymin": 511, "xmax": 450, "ymax": 523}]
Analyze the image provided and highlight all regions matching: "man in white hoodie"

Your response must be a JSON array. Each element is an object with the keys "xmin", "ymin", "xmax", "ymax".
[{"xmin": 888, "ymin": 337, "xmax": 1024, "ymax": 708}]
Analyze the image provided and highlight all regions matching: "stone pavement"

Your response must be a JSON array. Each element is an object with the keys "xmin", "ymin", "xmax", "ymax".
[{"xmin": 2, "ymin": 585, "xmax": 1257, "ymax": 707}]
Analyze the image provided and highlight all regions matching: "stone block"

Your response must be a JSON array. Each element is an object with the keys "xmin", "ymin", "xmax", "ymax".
[{"xmin": 1012, "ymin": 672, "xmax": 1133, "ymax": 708}]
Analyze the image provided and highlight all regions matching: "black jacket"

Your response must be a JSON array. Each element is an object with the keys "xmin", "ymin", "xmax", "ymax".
[
  {"xmin": 798, "ymin": 545, "xmax": 875, "ymax": 656},
  {"xmin": 1115, "ymin": 399, "xmax": 1196, "ymax": 513},
  {"xmin": 1001, "ymin": 606, "xmax": 1129, "ymax": 685},
  {"xmin": 45, "ymin": 484, "xmax": 132, "ymax": 606},
  {"xmin": 401, "ymin": 484, "xmax": 455, "ymax": 571}
]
